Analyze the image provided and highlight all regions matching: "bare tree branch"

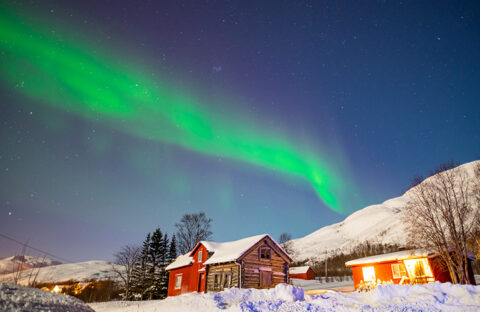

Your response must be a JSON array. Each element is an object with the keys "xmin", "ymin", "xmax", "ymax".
[
  {"xmin": 175, "ymin": 212, "xmax": 212, "ymax": 254},
  {"xmin": 403, "ymin": 161, "xmax": 479, "ymax": 284},
  {"xmin": 113, "ymin": 244, "xmax": 140, "ymax": 300}
]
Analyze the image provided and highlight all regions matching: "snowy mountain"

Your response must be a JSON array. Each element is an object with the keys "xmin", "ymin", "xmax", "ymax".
[
  {"xmin": 0, "ymin": 260, "xmax": 122, "ymax": 284},
  {"xmin": 290, "ymin": 160, "xmax": 479, "ymax": 263},
  {"xmin": 0, "ymin": 255, "xmax": 61, "ymax": 275}
]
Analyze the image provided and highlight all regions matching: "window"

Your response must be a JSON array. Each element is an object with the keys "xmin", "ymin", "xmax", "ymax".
[
  {"xmin": 213, "ymin": 271, "xmax": 232, "ymax": 290},
  {"xmin": 259, "ymin": 247, "xmax": 271, "ymax": 260},
  {"xmin": 198, "ymin": 250, "xmax": 203, "ymax": 262},
  {"xmin": 391, "ymin": 263, "xmax": 408, "ymax": 279},
  {"xmin": 223, "ymin": 272, "xmax": 232, "ymax": 288},
  {"xmin": 175, "ymin": 275, "xmax": 182, "ymax": 289},
  {"xmin": 404, "ymin": 259, "xmax": 433, "ymax": 278},
  {"xmin": 214, "ymin": 273, "xmax": 221, "ymax": 290},
  {"xmin": 362, "ymin": 266, "xmax": 375, "ymax": 282}
]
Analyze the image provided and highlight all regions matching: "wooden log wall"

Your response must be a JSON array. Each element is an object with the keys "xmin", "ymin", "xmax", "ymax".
[
  {"xmin": 241, "ymin": 239, "xmax": 289, "ymax": 289},
  {"xmin": 206, "ymin": 262, "xmax": 239, "ymax": 292}
]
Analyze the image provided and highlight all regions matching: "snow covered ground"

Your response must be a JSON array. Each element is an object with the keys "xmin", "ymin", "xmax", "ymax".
[
  {"xmin": 290, "ymin": 278, "xmax": 354, "ymax": 292},
  {"xmin": 0, "ymin": 283, "xmax": 94, "ymax": 311},
  {"xmin": 0, "ymin": 260, "xmax": 121, "ymax": 284},
  {"xmin": 90, "ymin": 282, "xmax": 480, "ymax": 312}
]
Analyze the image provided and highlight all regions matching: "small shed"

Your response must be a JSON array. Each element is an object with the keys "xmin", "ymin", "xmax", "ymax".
[
  {"xmin": 289, "ymin": 266, "xmax": 315, "ymax": 280},
  {"xmin": 345, "ymin": 249, "xmax": 476, "ymax": 289}
]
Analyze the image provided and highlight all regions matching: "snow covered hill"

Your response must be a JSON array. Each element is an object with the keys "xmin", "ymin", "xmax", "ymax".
[
  {"xmin": 0, "ymin": 260, "xmax": 121, "ymax": 284},
  {"xmin": 290, "ymin": 160, "xmax": 479, "ymax": 263},
  {"xmin": 0, "ymin": 255, "xmax": 61, "ymax": 275}
]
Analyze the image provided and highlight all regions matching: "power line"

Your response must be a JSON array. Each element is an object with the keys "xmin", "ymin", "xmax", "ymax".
[{"xmin": 0, "ymin": 232, "xmax": 72, "ymax": 263}]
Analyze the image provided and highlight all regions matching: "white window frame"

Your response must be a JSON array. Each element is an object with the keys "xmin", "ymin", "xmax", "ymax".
[
  {"xmin": 391, "ymin": 263, "xmax": 407, "ymax": 279},
  {"xmin": 175, "ymin": 274, "xmax": 182, "ymax": 289},
  {"xmin": 198, "ymin": 250, "xmax": 203, "ymax": 262}
]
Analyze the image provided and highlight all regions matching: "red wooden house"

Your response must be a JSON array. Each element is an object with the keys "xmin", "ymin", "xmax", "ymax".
[
  {"xmin": 289, "ymin": 266, "xmax": 315, "ymax": 280},
  {"xmin": 345, "ymin": 249, "xmax": 476, "ymax": 289},
  {"xmin": 166, "ymin": 234, "xmax": 292, "ymax": 296},
  {"xmin": 165, "ymin": 244, "xmax": 209, "ymax": 296}
]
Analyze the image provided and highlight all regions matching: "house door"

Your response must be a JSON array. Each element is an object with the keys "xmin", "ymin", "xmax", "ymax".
[
  {"xmin": 260, "ymin": 270, "xmax": 272, "ymax": 288},
  {"xmin": 198, "ymin": 273, "xmax": 205, "ymax": 292}
]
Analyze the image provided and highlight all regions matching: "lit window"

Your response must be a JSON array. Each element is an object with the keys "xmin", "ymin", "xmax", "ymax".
[
  {"xmin": 404, "ymin": 258, "xmax": 433, "ymax": 278},
  {"xmin": 362, "ymin": 266, "xmax": 375, "ymax": 282},
  {"xmin": 198, "ymin": 250, "xmax": 203, "ymax": 262},
  {"xmin": 259, "ymin": 247, "xmax": 271, "ymax": 260},
  {"xmin": 175, "ymin": 275, "xmax": 182, "ymax": 289},
  {"xmin": 391, "ymin": 263, "xmax": 408, "ymax": 279}
]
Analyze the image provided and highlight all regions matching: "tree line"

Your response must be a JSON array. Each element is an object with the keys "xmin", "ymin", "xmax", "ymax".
[
  {"xmin": 113, "ymin": 212, "xmax": 213, "ymax": 300},
  {"xmin": 293, "ymin": 241, "xmax": 407, "ymax": 277}
]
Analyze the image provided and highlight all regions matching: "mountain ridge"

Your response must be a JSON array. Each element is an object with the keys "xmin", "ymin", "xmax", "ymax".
[{"xmin": 290, "ymin": 160, "xmax": 479, "ymax": 263}]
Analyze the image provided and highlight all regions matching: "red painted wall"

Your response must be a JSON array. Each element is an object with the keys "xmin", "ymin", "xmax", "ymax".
[
  {"xmin": 167, "ymin": 244, "xmax": 208, "ymax": 296},
  {"xmin": 349, "ymin": 257, "xmax": 461, "ymax": 289},
  {"xmin": 290, "ymin": 268, "xmax": 315, "ymax": 280},
  {"xmin": 351, "ymin": 261, "xmax": 408, "ymax": 289}
]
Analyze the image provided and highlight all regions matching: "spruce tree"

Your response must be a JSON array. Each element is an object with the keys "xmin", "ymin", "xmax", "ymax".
[
  {"xmin": 132, "ymin": 233, "xmax": 151, "ymax": 300},
  {"xmin": 148, "ymin": 228, "xmax": 171, "ymax": 299},
  {"xmin": 168, "ymin": 234, "xmax": 177, "ymax": 263},
  {"xmin": 130, "ymin": 229, "xmax": 175, "ymax": 300},
  {"xmin": 159, "ymin": 233, "xmax": 169, "ymax": 297}
]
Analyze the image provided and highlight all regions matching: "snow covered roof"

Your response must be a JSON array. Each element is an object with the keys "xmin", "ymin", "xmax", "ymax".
[
  {"xmin": 167, "ymin": 234, "xmax": 291, "ymax": 270},
  {"xmin": 289, "ymin": 266, "xmax": 311, "ymax": 274},
  {"xmin": 345, "ymin": 249, "xmax": 437, "ymax": 267},
  {"xmin": 203, "ymin": 234, "xmax": 272, "ymax": 265},
  {"xmin": 165, "ymin": 253, "xmax": 193, "ymax": 271}
]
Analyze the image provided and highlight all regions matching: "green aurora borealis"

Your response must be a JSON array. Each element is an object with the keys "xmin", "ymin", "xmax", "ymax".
[{"xmin": 0, "ymin": 5, "xmax": 355, "ymax": 213}]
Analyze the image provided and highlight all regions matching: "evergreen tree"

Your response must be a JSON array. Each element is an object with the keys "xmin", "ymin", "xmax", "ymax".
[
  {"xmin": 168, "ymin": 234, "xmax": 177, "ymax": 263},
  {"xmin": 129, "ymin": 228, "xmax": 173, "ymax": 300},
  {"xmin": 146, "ymin": 228, "xmax": 161, "ymax": 299},
  {"xmin": 159, "ymin": 233, "xmax": 169, "ymax": 296},
  {"xmin": 146, "ymin": 228, "xmax": 170, "ymax": 299},
  {"xmin": 132, "ymin": 233, "xmax": 151, "ymax": 300}
]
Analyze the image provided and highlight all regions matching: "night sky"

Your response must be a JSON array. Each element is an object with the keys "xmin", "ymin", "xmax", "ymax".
[{"xmin": 1, "ymin": 1, "xmax": 479, "ymax": 262}]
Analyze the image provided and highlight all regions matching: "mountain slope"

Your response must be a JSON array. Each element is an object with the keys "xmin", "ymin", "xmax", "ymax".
[
  {"xmin": 0, "ymin": 255, "xmax": 61, "ymax": 275},
  {"xmin": 290, "ymin": 160, "xmax": 479, "ymax": 263},
  {"xmin": 0, "ymin": 260, "xmax": 121, "ymax": 284}
]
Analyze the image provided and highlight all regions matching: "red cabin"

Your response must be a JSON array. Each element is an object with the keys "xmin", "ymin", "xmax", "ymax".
[
  {"xmin": 289, "ymin": 266, "xmax": 315, "ymax": 280},
  {"xmin": 345, "ymin": 249, "xmax": 476, "ymax": 289},
  {"xmin": 166, "ymin": 244, "xmax": 208, "ymax": 297},
  {"xmin": 166, "ymin": 234, "xmax": 292, "ymax": 296}
]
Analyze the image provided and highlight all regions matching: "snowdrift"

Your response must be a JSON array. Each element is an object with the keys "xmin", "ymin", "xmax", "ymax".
[
  {"xmin": 0, "ymin": 283, "xmax": 94, "ymax": 312},
  {"xmin": 90, "ymin": 282, "xmax": 480, "ymax": 312}
]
